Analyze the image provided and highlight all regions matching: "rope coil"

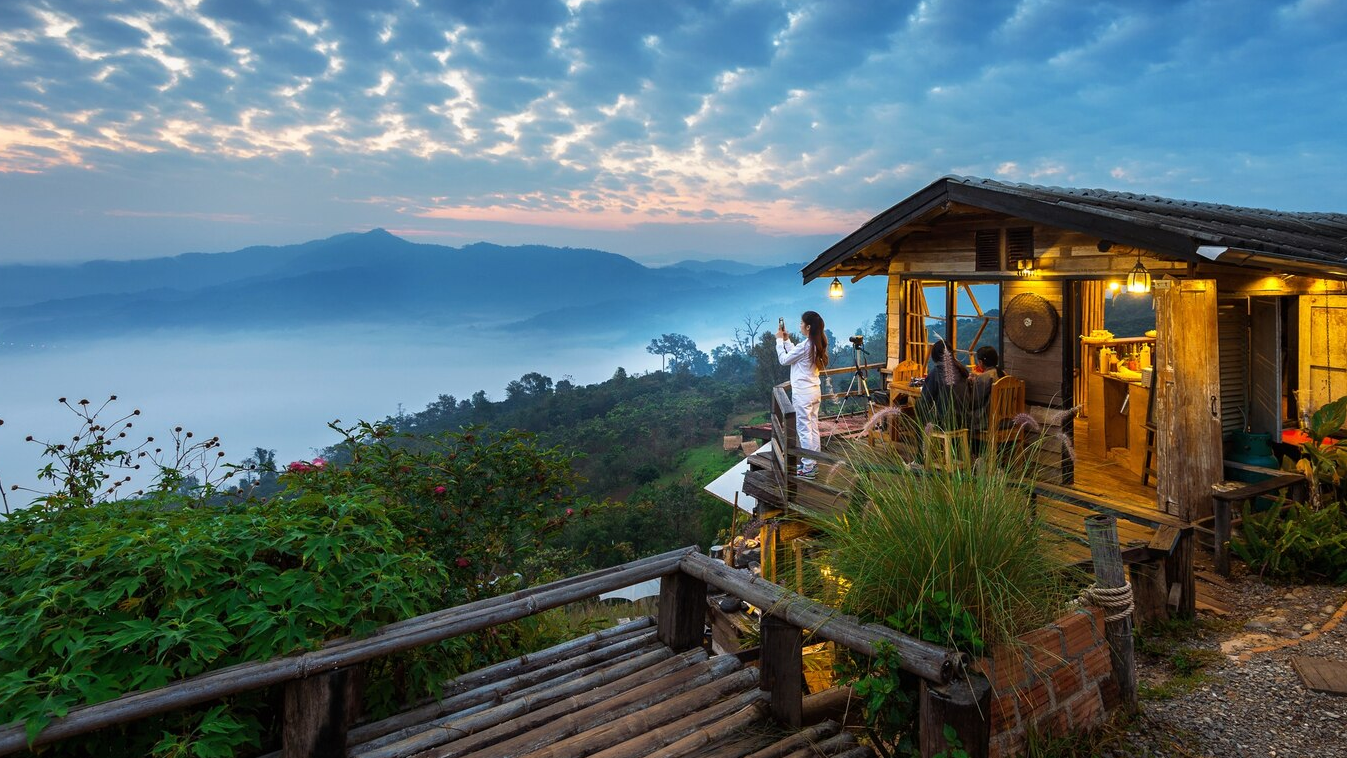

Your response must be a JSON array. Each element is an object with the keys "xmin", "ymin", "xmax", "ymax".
[{"xmin": 1079, "ymin": 582, "xmax": 1134, "ymax": 622}]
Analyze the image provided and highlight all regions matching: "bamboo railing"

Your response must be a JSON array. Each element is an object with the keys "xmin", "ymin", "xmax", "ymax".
[{"xmin": 0, "ymin": 546, "xmax": 992, "ymax": 758}]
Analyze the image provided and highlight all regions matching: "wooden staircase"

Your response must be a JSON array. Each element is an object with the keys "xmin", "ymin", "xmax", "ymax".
[{"xmin": 335, "ymin": 617, "xmax": 872, "ymax": 758}]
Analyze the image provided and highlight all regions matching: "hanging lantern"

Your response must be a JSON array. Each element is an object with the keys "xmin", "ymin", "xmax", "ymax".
[
  {"xmin": 1126, "ymin": 254, "xmax": 1152, "ymax": 294},
  {"xmin": 829, "ymin": 277, "xmax": 844, "ymax": 298}
]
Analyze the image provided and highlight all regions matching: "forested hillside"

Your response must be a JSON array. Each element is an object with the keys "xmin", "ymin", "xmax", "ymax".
[{"xmin": 338, "ymin": 315, "xmax": 889, "ymax": 570}]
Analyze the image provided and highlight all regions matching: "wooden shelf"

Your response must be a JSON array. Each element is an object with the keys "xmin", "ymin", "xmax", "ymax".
[{"xmin": 1081, "ymin": 335, "xmax": 1155, "ymax": 346}]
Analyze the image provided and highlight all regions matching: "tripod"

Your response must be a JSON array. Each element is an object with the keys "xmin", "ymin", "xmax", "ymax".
[{"xmin": 833, "ymin": 343, "xmax": 873, "ymax": 421}]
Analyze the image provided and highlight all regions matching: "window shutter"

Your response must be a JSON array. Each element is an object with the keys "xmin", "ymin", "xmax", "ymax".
[
  {"xmin": 1006, "ymin": 227, "xmax": 1034, "ymax": 268},
  {"xmin": 974, "ymin": 230, "xmax": 999, "ymax": 271}
]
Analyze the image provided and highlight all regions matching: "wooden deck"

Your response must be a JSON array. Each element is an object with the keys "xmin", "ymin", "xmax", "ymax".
[
  {"xmin": 742, "ymin": 441, "xmax": 1231, "ymax": 618},
  {"xmin": 338, "ymin": 617, "xmax": 872, "ymax": 758}
]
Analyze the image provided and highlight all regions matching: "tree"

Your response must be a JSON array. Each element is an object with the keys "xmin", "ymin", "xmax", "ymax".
[
  {"xmin": 506, "ymin": 372, "xmax": 553, "ymax": 401},
  {"xmin": 647, "ymin": 333, "xmax": 708, "ymax": 375},
  {"xmin": 733, "ymin": 314, "xmax": 769, "ymax": 356}
]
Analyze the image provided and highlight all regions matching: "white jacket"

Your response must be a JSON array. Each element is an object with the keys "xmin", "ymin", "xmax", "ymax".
[{"xmin": 776, "ymin": 338, "xmax": 820, "ymax": 394}]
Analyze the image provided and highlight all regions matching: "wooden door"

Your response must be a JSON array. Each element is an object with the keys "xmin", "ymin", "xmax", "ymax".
[
  {"xmin": 1154, "ymin": 280, "xmax": 1223, "ymax": 521},
  {"xmin": 1249, "ymin": 296, "xmax": 1282, "ymax": 435},
  {"xmin": 1298, "ymin": 294, "xmax": 1347, "ymax": 415}
]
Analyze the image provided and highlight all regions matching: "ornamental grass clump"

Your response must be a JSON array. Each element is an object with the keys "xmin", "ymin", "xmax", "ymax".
[{"xmin": 804, "ymin": 429, "xmax": 1079, "ymax": 654}]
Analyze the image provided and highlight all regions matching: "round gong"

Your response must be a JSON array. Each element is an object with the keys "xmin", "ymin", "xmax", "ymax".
[{"xmin": 1003, "ymin": 293, "xmax": 1059, "ymax": 354}]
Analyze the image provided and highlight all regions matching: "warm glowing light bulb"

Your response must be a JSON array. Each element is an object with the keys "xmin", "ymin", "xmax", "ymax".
[{"xmin": 829, "ymin": 277, "xmax": 844, "ymax": 298}]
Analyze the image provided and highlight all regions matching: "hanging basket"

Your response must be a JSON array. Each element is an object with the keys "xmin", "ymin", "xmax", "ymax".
[{"xmin": 1004, "ymin": 293, "xmax": 1059, "ymax": 354}]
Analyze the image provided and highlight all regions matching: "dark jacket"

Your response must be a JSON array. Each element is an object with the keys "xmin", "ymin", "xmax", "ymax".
[{"xmin": 917, "ymin": 366, "xmax": 971, "ymax": 428}]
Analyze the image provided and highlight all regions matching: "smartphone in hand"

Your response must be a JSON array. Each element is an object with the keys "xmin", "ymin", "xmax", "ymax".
[{"xmin": 778, "ymin": 317, "xmax": 786, "ymax": 331}]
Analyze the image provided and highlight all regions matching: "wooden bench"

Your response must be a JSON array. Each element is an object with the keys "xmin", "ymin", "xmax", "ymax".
[
  {"xmin": 1032, "ymin": 482, "xmax": 1195, "ymax": 622},
  {"xmin": 1206, "ymin": 461, "xmax": 1307, "ymax": 576}
]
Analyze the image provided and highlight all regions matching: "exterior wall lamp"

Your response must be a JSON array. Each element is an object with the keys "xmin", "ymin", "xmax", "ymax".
[
  {"xmin": 829, "ymin": 277, "xmax": 844, "ymax": 298},
  {"xmin": 1126, "ymin": 253, "xmax": 1152, "ymax": 294},
  {"xmin": 1016, "ymin": 258, "xmax": 1036, "ymax": 278}
]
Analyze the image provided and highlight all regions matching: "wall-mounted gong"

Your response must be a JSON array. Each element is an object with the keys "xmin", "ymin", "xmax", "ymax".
[{"xmin": 1003, "ymin": 293, "xmax": 1059, "ymax": 354}]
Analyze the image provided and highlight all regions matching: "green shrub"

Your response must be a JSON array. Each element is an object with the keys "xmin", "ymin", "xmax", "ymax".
[
  {"xmin": 0, "ymin": 494, "xmax": 453, "ymax": 756},
  {"xmin": 804, "ymin": 429, "xmax": 1079, "ymax": 756},
  {"xmin": 803, "ymin": 437, "xmax": 1077, "ymax": 651},
  {"xmin": 295, "ymin": 421, "xmax": 583, "ymax": 600},
  {"xmin": 1233, "ymin": 500, "xmax": 1347, "ymax": 583}
]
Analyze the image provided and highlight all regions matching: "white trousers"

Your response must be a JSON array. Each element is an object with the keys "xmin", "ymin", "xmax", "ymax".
[{"xmin": 792, "ymin": 387, "xmax": 821, "ymax": 471}]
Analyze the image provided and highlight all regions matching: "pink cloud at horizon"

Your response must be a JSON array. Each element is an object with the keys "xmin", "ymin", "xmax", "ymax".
[{"xmin": 416, "ymin": 193, "xmax": 867, "ymax": 238}]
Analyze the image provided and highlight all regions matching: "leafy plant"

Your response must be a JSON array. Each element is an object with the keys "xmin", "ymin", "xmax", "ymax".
[
  {"xmin": 888, "ymin": 591, "xmax": 985, "ymax": 657},
  {"xmin": 295, "ymin": 421, "xmax": 583, "ymax": 600},
  {"xmin": 0, "ymin": 494, "xmax": 452, "ymax": 756},
  {"xmin": 836, "ymin": 642, "xmax": 916, "ymax": 758},
  {"xmin": 1232, "ymin": 500, "xmax": 1347, "ymax": 583}
]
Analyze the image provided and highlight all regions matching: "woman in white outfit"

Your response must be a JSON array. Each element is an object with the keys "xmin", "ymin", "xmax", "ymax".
[{"xmin": 776, "ymin": 311, "xmax": 829, "ymax": 477}]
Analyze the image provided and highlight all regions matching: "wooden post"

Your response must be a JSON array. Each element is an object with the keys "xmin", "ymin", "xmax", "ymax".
[
  {"xmin": 918, "ymin": 677, "xmax": 991, "ymax": 758},
  {"xmin": 283, "ymin": 668, "xmax": 351, "ymax": 758},
  {"xmin": 759, "ymin": 614, "xmax": 803, "ymax": 727},
  {"xmin": 657, "ymin": 571, "xmax": 708, "ymax": 651},
  {"xmin": 1085, "ymin": 515, "xmax": 1138, "ymax": 709},
  {"xmin": 1213, "ymin": 496, "xmax": 1233, "ymax": 577},
  {"xmin": 1164, "ymin": 527, "xmax": 1196, "ymax": 619}
]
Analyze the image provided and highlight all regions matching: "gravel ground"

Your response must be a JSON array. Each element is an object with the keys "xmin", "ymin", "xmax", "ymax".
[{"xmin": 1112, "ymin": 576, "xmax": 1347, "ymax": 758}]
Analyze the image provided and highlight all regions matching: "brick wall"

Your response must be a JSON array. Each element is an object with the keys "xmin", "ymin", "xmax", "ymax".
[{"xmin": 970, "ymin": 607, "xmax": 1121, "ymax": 757}]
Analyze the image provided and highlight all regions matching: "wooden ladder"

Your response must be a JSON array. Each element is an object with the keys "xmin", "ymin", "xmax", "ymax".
[{"xmin": 1140, "ymin": 377, "xmax": 1158, "ymax": 486}]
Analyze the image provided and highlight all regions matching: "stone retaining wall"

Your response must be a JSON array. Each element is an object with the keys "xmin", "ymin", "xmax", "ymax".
[{"xmin": 971, "ymin": 607, "xmax": 1121, "ymax": 757}]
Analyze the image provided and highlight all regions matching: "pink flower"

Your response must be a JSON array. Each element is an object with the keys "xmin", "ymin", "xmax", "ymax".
[
  {"xmin": 565, "ymin": 508, "xmax": 574, "ymax": 516},
  {"xmin": 311, "ymin": 457, "xmax": 327, "ymax": 468},
  {"xmin": 455, "ymin": 557, "xmax": 470, "ymax": 568},
  {"xmin": 434, "ymin": 485, "xmax": 447, "ymax": 495},
  {"xmin": 287, "ymin": 461, "xmax": 311, "ymax": 473}
]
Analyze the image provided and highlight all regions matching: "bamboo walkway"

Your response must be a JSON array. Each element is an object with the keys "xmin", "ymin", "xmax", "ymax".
[{"xmin": 330, "ymin": 617, "xmax": 873, "ymax": 758}]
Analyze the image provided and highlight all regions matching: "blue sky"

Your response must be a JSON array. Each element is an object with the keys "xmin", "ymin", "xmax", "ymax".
[{"xmin": 1, "ymin": 0, "xmax": 1344, "ymax": 265}]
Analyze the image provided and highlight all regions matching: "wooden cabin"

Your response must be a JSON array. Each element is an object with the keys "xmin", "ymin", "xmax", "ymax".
[{"xmin": 803, "ymin": 175, "xmax": 1347, "ymax": 526}]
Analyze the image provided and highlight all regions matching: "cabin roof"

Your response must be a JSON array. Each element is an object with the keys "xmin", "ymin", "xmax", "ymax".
[{"xmin": 803, "ymin": 175, "xmax": 1347, "ymax": 282}]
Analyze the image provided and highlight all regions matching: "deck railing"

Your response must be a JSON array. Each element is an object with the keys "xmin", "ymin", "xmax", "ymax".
[{"xmin": 0, "ymin": 547, "xmax": 992, "ymax": 758}]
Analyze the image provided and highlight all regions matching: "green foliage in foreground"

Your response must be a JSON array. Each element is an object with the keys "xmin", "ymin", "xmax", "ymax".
[
  {"xmin": 299, "ymin": 421, "xmax": 583, "ymax": 598},
  {"xmin": 1233, "ymin": 500, "xmax": 1347, "ymax": 584},
  {"xmin": 0, "ymin": 496, "xmax": 454, "ymax": 756}
]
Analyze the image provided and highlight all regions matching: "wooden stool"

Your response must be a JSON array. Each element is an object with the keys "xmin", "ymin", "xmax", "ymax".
[{"xmin": 925, "ymin": 428, "xmax": 971, "ymax": 472}]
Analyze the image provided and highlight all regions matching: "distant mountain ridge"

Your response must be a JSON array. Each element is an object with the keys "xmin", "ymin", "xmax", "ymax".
[{"xmin": 0, "ymin": 230, "xmax": 885, "ymax": 343}]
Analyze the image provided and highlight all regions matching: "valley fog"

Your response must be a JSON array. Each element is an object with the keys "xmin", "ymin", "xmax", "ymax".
[{"xmin": 0, "ymin": 325, "xmax": 670, "ymax": 508}]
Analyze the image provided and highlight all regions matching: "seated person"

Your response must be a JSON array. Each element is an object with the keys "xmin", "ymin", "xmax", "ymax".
[
  {"xmin": 969, "ymin": 346, "xmax": 1002, "ymax": 431},
  {"xmin": 917, "ymin": 339, "xmax": 971, "ymax": 428}
]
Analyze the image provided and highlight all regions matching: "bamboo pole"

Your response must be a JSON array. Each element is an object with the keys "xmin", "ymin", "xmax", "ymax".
[
  {"xmin": 351, "ymin": 637, "xmax": 663, "ymax": 754},
  {"xmin": 700, "ymin": 734, "xmax": 776, "ymax": 758},
  {"xmin": 497, "ymin": 641, "xmax": 663, "ymax": 704},
  {"xmin": 678, "ymin": 552, "xmax": 961, "ymax": 683},
  {"xmin": 742, "ymin": 719, "xmax": 841, "ymax": 758},
  {"xmin": 519, "ymin": 667, "xmax": 761, "ymax": 758},
  {"xmin": 0, "ymin": 549, "xmax": 693, "ymax": 756},
  {"xmin": 1086, "ymin": 515, "xmax": 1138, "ymax": 709},
  {"xmin": 423, "ymin": 652, "xmax": 740, "ymax": 758},
  {"xmin": 589, "ymin": 690, "xmax": 767, "ymax": 758},
  {"xmin": 777, "ymin": 731, "xmax": 857, "ymax": 758},
  {"xmin": 352, "ymin": 648, "xmax": 694, "ymax": 758}
]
